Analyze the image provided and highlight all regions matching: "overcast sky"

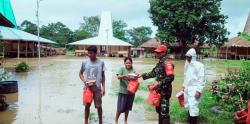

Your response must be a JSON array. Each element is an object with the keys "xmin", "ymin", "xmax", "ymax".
[{"xmin": 10, "ymin": 0, "xmax": 250, "ymax": 38}]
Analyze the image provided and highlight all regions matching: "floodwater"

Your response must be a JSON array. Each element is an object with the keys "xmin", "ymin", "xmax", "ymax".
[{"xmin": 0, "ymin": 56, "xmax": 227, "ymax": 124}]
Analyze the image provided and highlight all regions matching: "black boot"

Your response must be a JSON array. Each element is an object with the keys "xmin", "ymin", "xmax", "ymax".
[
  {"xmin": 188, "ymin": 111, "xmax": 191, "ymax": 124},
  {"xmin": 190, "ymin": 116, "xmax": 197, "ymax": 124}
]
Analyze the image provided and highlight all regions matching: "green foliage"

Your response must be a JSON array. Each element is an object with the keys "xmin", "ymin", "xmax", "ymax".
[
  {"xmin": 40, "ymin": 22, "xmax": 73, "ymax": 47},
  {"xmin": 138, "ymin": 81, "xmax": 149, "ymax": 91},
  {"xmin": 240, "ymin": 32, "xmax": 250, "ymax": 41},
  {"xmin": 199, "ymin": 92, "xmax": 233, "ymax": 124},
  {"xmin": 66, "ymin": 45, "xmax": 76, "ymax": 51},
  {"xmin": 20, "ymin": 20, "xmax": 38, "ymax": 35},
  {"xmin": 170, "ymin": 99, "xmax": 187, "ymax": 122},
  {"xmin": 211, "ymin": 61, "xmax": 250, "ymax": 112},
  {"xmin": 127, "ymin": 26, "xmax": 153, "ymax": 47},
  {"xmin": 20, "ymin": 17, "xmax": 153, "ymax": 50},
  {"xmin": 79, "ymin": 16, "xmax": 100, "ymax": 37},
  {"xmin": 149, "ymin": 0, "xmax": 228, "ymax": 57},
  {"xmin": 146, "ymin": 104, "xmax": 155, "ymax": 111},
  {"xmin": 112, "ymin": 20, "xmax": 128, "ymax": 41},
  {"xmin": 16, "ymin": 61, "xmax": 29, "ymax": 72},
  {"xmin": 134, "ymin": 95, "xmax": 146, "ymax": 104},
  {"xmin": 170, "ymin": 91, "xmax": 233, "ymax": 123},
  {"xmin": 132, "ymin": 54, "xmax": 139, "ymax": 58},
  {"xmin": 72, "ymin": 29, "xmax": 91, "ymax": 42}
]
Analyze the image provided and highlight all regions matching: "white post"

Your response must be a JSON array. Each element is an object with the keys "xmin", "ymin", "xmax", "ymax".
[
  {"xmin": 36, "ymin": 1, "xmax": 43, "ymax": 124},
  {"xmin": 36, "ymin": 0, "xmax": 41, "ymax": 60},
  {"xmin": 106, "ymin": 29, "xmax": 109, "ymax": 54}
]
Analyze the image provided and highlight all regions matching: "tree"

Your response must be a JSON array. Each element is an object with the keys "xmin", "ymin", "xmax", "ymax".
[
  {"xmin": 79, "ymin": 16, "xmax": 100, "ymax": 37},
  {"xmin": 40, "ymin": 22, "xmax": 73, "ymax": 47},
  {"xmin": 72, "ymin": 29, "xmax": 91, "ymax": 42},
  {"xmin": 127, "ymin": 26, "xmax": 153, "ymax": 47},
  {"xmin": 20, "ymin": 20, "xmax": 38, "ymax": 35},
  {"xmin": 239, "ymin": 32, "xmax": 250, "ymax": 41},
  {"xmin": 112, "ymin": 20, "xmax": 128, "ymax": 41},
  {"xmin": 149, "ymin": 0, "xmax": 229, "ymax": 58},
  {"xmin": 79, "ymin": 16, "xmax": 129, "ymax": 42}
]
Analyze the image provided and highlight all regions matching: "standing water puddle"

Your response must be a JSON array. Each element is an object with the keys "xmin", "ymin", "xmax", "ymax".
[{"xmin": 0, "ymin": 56, "xmax": 227, "ymax": 124}]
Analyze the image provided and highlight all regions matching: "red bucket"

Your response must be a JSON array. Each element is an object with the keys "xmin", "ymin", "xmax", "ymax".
[
  {"xmin": 83, "ymin": 87, "xmax": 93, "ymax": 103},
  {"xmin": 127, "ymin": 80, "xmax": 140, "ymax": 94},
  {"xmin": 247, "ymin": 101, "xmax": 250, "ymax": 124},
  {"xmin": 176, "ymin": 91, "xmax": 184, "ymax": 107},
  {"xmin": 147, "ymin": 91, "xmax": 161, "ymax": 107},
  {"xmin": 234, "ymin": 109, "xmax": 247, "ymax": 124}
]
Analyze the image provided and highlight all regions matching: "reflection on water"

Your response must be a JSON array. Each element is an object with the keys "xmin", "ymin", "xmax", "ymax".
[
  {"xmin": 0, "ymin": 93, "xmax": 18, "ymax": 124},
  {"xmin": 0, "ymin": 56, "xmax": 228, "ymax": 124}
]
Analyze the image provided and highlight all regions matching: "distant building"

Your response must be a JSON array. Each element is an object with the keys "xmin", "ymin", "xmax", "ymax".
[
  {"xmin": 244, "ymin": 12, "xmax": 250, "ymax": 35},
  {"xmin": 140, "ymin": 38, "xmax": 160, "ymax": 53},
  {"xmin": 0, "ymin": 0, "xmax": 17, "ymax": 28},
  {"xmin": 68, "ymin": 12, "xmax": 132, "ymax": 57},
  {"xmin": 218, "ymin": 12, "xmax": 250, "ymax": 60},
  {"xmin": 0, "ymin": 0, "xmax": 57, "ymax": 58}
]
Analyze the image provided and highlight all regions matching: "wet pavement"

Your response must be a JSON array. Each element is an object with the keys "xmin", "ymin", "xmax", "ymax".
[{"xmin": 0, "ymin": 56, "xmax": 227, "ymax": 124}]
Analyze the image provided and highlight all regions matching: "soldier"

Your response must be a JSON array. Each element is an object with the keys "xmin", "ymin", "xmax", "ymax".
[{"xmin": 141, "ymin": 44, "xmax": 175, "ymax": 124}]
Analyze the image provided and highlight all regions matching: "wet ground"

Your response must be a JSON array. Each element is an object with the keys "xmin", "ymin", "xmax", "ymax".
[{"xmin": 0, "ymin": 56, "xmax": 228, "ymax": 124}]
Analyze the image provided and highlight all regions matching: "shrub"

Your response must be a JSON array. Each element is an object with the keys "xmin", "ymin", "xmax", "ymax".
[
  {"xmin": 132, "ymin": 54, "xmax": 139, "ymax": 58},
  {"xmin": 211, "ymin": 61, "xmax": 250, "ymax": 112},
  {"xmin": 16, "ymin": 62, "xmax": 29, "ymax": 72}
]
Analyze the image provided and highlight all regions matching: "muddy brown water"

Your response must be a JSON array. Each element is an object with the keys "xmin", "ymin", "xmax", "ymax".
[{"xmin": 0, "ymin": 56, "xmax": 227, "ymax": 124}]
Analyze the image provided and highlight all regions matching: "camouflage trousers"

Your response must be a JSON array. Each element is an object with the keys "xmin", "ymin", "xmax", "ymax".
[{"xmin": 156, "ymin": 96, "xmax": 170, "ymax": 124}]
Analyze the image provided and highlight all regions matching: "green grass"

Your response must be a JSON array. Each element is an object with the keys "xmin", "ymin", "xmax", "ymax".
[
  {"xmin": 146, "ymin": 104, "xmax": 155, "ymax": 111},
  {"xmin": 207, "ymin": 59, "xmax": 248, "ymax": 68},
  {"xmin": 134, "ymin": 89, "xmax": 234, "ymax": 123},
  {"xmin": 89, "ymin": 112, "xmax": 96, "ymax": 121},
  {"xmin": 169, "ymin": 91, "xmax": 233, "ymax": 124},
  {"xmin": 138, "ymin": 81, "xmax": 150, "ymax": 91},
  {"xmin": 134, "ymin": 95, "xmax": 146, "ymax": 104},
  {"xmin": 223, "ymin": 60, "xmax": 244, "ymax": 67},
  {"xmin": 169, "ymin": 99, "xmax": 187, "ymax": 122}
]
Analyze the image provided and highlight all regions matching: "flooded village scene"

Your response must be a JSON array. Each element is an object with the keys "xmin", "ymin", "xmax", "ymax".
[{"xmin": 0, "ymin": 0, "xmax": 249, "ymax": 124}]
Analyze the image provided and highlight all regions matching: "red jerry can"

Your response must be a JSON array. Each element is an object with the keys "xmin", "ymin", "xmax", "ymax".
[
  {"xmin": 127, "ymin": 80, "xmax": 140, "ymax": 94},
  {"xmin": 147, "ymin": 91, "xmax": 161, "ymax": 107},
  {"xmin": 83, "ymin": 87, "xmax": 93, "ymax": 103},
  {"xmin": 246, "ymin": 101, "xmax": 250, "ymax": 124},
  {"xmin": 234, "ymin": 109, "xmax": 247, "ymax": 124},
  {"xmin": 176, "ymin": 91, "xmax": 184, "ymax": 107}
]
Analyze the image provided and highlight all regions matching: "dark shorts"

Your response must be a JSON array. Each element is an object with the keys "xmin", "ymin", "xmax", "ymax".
[
  {"xmin": 83, "ymin": 86, "xmax": 102, "ymax": 108},
  {"xmin": 117, "ymin": 93, "xmax": 135, "ymax": 113}
]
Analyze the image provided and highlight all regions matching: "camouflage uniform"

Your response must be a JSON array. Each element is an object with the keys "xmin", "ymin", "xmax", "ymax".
[{"xmin": 142, "ymin": 56, "xmax": 174, "ymax": 124}]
